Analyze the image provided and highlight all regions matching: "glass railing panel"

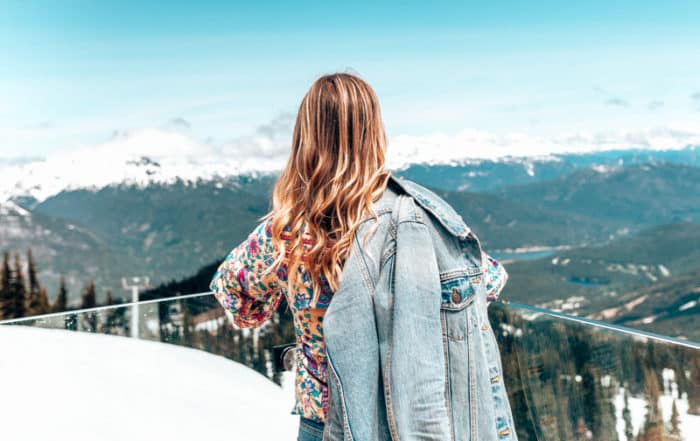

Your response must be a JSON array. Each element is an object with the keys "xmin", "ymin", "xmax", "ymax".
[
  {"xmin": 1, "ymin": 294, "xmax": 698, "ymax": 440},
  {"xmin": 491, "ymin": 302, "xmax": 700, "ymax": 441},
  {"xmin": 0, "ymin": 292, "xmax": 300, "ymax": 440}
]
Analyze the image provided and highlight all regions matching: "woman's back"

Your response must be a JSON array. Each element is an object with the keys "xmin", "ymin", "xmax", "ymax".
[
  {"xmin": 208, "ymin": 72, "xmax": 512, "ymax": 439},
  {"xmin": 209, "ymin": 184, "xmax": 510, "ymax": 427}
]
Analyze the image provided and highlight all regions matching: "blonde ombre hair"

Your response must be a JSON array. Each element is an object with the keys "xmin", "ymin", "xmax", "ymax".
[{"xmin": 261, "ymin": 72, "xmax": 391, "ymax": 306}]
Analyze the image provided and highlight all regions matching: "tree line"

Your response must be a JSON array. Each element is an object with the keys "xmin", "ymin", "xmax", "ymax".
[
  {"xmin": 2, "ymin": 248, "xmax": 697, "ymax": 440},
  {"xmin": 0, "ymin": 248, "xmax": 113, "ymax": 321},
  {"xmin": 489, "ymin": 303, "xmax": 699, "ymax": 441}
]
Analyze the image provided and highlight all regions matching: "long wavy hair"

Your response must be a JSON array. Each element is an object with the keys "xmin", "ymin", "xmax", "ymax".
[{"xmin": 261, "ymin": 72, "xmax": 392, "ymax": 306}]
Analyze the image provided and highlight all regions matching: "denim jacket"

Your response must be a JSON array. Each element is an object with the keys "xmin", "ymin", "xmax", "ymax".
[{"xmin": 321, "ymin": 174, "xmax": 518, "ymax": 441}]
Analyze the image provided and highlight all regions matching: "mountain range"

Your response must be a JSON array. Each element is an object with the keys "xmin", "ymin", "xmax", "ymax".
[{"xmin": 1, "ymin": 142, "xmax": 699, "ymax": 342}]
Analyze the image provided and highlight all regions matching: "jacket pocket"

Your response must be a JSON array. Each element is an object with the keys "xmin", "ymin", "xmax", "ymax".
[
  {"xmin": 440, "ymin": 272, "xmax": 482, "ymax": 311},
  {"xmin": 440, "ymin": 273, "xmax": 481, "ymax": 341}
]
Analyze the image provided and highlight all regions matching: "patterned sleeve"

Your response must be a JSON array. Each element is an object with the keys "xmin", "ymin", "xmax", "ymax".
[
  {"xmin": 482, "ymin": 252, "xmax": 508, "ymax": 305},
  {"xmin": 209, "ymin": 218, "xmax": 284, "ymax": 329}
]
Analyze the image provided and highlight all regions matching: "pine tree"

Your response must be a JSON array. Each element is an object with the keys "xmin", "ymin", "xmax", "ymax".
[
  {"xmin": 638, "ymin": 367, "xmax": 666, "ymax": 441},
  {"xmin": 53, "ymin": 276, "xmax": 68, "ymax": 313},
  {"xmin": 26, "ymin": 248, "xmax": 43, "ymax": 315},
  {"xmin": 687, "ymin": 355, "xmax": 700, "ymax": 415},
  {"xmin": 80, "ymin": 280, "xmax": 98, "ymax": 332},
  {"xmin": 669, "ymin": 400, "xmax": 681, "ymax": 440},
  {"xmin": 177, "ymin": 299, "xmax": 193, "ymax": 346},
  {"xmin": 252, "ymin": 331, "xmax": 269, "ymax": 378},
  {"xmin": 232, "ymin": 328, "xmax": 244, "ymax": 363},
  {"xmin": 0, "ymin": 251, "xmax": 11, "ymax": 319},
  {"xmin": 80, "ymin": 280, "xmax": 97, "ymax": 309},
  {"xmin": 100, "ymin": 289, "xmax": 116, "ymax": 334},
  {"xmin": 38, "ymin": 287, "xmax": 50, "ymax": 314},
  {"xmin": 10, "ymin": 252, "xmax": 27, "ymax": 319}
]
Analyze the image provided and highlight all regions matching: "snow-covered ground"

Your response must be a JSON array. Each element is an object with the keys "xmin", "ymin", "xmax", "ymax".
[
  {"xmin": 0, "ymin": 326, "xmax": 298, "ymax": 441},
  {"xmin": 613, "ymin": 368, "xmax": 700, "ymax": 441},
  {"xmin": 3, "ymin": 325, "xmax": 699, "ymax": 441}
]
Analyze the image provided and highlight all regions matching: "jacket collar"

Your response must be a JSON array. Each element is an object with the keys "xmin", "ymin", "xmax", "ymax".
[{"xmin": 387, "ymin": 173, "xmax": 472, "ymax": 239}]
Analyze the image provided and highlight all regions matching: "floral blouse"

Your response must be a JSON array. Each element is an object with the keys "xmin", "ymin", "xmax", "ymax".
[{"xmin": 209, "ymin": 216, "xmax": 509, "ymax": 424}]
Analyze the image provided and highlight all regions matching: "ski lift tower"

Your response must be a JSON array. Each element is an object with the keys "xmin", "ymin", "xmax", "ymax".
[{"xmin": 122, "ymin": 276, "xmax": 150, "ymax": 338}]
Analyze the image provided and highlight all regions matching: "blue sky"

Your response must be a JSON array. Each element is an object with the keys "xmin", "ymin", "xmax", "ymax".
[{"xmin": 1, "ymin": 1, "xmax": 700, "ymax": 159}]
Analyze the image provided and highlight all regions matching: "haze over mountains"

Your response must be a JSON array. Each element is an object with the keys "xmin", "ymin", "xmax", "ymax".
[{"xmin": 1, "ymin": 140, "xmax": 699, "ymax": 339}]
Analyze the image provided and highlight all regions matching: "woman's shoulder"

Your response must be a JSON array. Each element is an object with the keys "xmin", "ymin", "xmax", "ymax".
[{"xmin": 387, "ymin": 175, "xmax": 471, "ymax": 239}]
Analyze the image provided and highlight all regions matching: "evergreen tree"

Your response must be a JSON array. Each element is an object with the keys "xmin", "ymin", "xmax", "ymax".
[
  {"xmin": 10, "ymin": 252, "xmax": 27, "ymax": 319},
  {"xmin": 79, "ymin": 280, "xmax": 98, "ymax": 332},
  {"xmin": 26, "ymin": 248, "xmax": 43, "ymax": 315},
  {"xmin": 182, "ymin": 300, "xmax": 193, "ymax": 345},
  {"xmin": 80, "ymin": 280, "xmax": 97, "ymax": 309},
  {"xmin": 38, "ymin": 287, "xmax": 50, "ymax": 314},
  {"xmin": 53, "ymin": 276, "xmax": 68, "ymax": 313},
  {"xmin": 101, "ymin": 289, "xmax": 117, "ymax": 334},
  {"xmin": 232, "ymin": 328, "xmax": 244, "ymax": 363},
  {"xmin": 687, "ymin": 355, "xmax": 700, "ymax": 415},
  {"xmin": 0, "ymin": 251, "xmax": 11, "ymax": 319},
  {"xmin": 638, "ymin": 367, "xmax": 666, "ymax": 441},
  {"xmin": 668, "ymin": 400, "xmax": 681, "ymax": 440},
  {"xmin": 252, "ymin": 330, "xmax": 268, "ymax": 378}
]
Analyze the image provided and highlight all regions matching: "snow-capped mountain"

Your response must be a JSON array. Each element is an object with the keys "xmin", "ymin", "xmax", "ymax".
[
  {"xmin": 0, "ymin": 127, "xmax": 287, "ymax": 204},
  {"xmin": 1, "ymin": 124, "xmax": 699, "ymax": 205},
  {"xmin": 2, "ymin": 123, "xmax": 700, "ymax": 308}
]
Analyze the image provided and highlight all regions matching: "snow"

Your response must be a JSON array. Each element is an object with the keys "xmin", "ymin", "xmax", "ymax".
[
  {"xmin": 1, "ymin": 123, "xmax": 699, "ymax": 204},
  {"xmin": 0, "ymin": 200, "xmax": 30, "ymax": 217},
  {"xmin": 613, "ymin": 368, "xmax": 700, "ymax": 441},
  {"xmin": 0, "ymin": 326, "xmax": 299, "ymax": 441},
  {"xmin": 679, "ymin": 301, "xmax": 697, "ymax": 312},
  {"xmin": 0, "ymin": 127, "xmax": 287, "ymax": 203},
  {"xmin": 591, "ymin": 164, "xmax": 622, "ymax": 174},
  {"xmin": 387, "ymin": 126, "xmax": 700, "ymax": 170}
]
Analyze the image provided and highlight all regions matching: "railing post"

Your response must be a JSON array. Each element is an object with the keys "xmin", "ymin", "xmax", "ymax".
[{"xmin": 121, "ymin": 276, "xmax": 150, "ymax": 339}]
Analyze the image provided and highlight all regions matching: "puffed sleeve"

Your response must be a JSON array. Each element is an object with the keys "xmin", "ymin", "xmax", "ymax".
[
  {"xmin": 209, "ymin": 217, "xmax": 284, "ymax": 328},
  {"xmin": 482, "ymin": 252, "xmax": 508, "ymax": 306}
]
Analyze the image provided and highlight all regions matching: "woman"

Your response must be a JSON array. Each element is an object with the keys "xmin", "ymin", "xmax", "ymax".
[{"xmin": 209, "ymin": 72, "xmax": 512, "ymax": 441}]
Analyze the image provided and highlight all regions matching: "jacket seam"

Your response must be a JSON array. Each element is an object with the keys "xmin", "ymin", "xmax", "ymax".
[
  {"xmin": 327, "ymin": 352, "xmax": 354, "ymax": 441},
  {"xmin": 357, "ymin": 207, "xmax": 393, "ymax": 226},
  {"xmin": 467, "ymin": 309, "xmax": 478, "ymax": 440},
  {"xmin": 441, "ymin": 312, "xmax": 455, "ymax": 441},
  {"xmin": 384, "ymin": 193, "xmax": 403, "ymax": 441},
  {"xmin": 380, "ymin": 241, "xmax": 395, "ymax": 269},
  {"xmin": 440, "ymin": 268, "xmax": 483, "ymax": 281},
  {"xmin": 382, "ymin": 247, "xmax": 401, "ymax": 441},
  {"xmin": 353, "ymin": 230, "xmax": 376, "ymax": 293},
  {"xmin": 355, "ymin": 209, "xmax": 393, "ymax": 291}
]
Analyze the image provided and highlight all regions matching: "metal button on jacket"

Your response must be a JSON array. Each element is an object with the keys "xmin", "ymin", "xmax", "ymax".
[{"xmin": 451, "ymin": 287, "xmax": 461, "ymax": 303}]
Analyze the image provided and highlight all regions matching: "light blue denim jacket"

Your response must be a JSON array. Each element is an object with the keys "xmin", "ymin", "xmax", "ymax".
[{"xmin": 321, "ymin": 174, "xmax": 518, "ymax": 441}]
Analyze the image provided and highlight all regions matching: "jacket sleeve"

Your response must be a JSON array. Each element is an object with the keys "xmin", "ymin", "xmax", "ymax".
[
  {"xmin": 209, "ymin": 218, "xmax": 284, "ymax": 329},
  {"xmin": 389, "ymin": 206, "xmax": 451, "ymax": 440},
  {"xmin": 482, "ymin": 252, "xmax": 508, "ymax": 305}
]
